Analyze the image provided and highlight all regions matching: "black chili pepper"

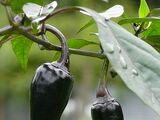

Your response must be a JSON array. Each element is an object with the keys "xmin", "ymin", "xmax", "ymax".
[
  {"xmin": 30, "ymin": 24, "xmax": 73, "ymax": 120},
  {"xmin": 91, "ymin": 60, "xmax": 124, "ymax": 120}
]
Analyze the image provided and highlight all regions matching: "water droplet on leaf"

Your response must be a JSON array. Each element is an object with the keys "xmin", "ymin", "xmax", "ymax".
[
  {"xmin": 120, "ymin": 55, "xmax": 127, "ymax": 69},
  {"xmin": 105, "ymin": 43, "xmax": 114, "ymax": 53},
  {"xmin": 132, "ymin": 69, "xmax": 138, "ymax": 76},
  {"xmin": 152, "ymin": 93, "xmax": 156, "ymax": 104},
  {"xmin": 117, "ymin": 45, "xmax": 121, "ymax": 53}
]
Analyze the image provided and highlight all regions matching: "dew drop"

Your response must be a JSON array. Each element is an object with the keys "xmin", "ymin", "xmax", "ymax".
[
  {"xmin": 120, "ymin": 55, "xmax": 127, "ymax": 69},
  {"xmin": 105, "ymin": 43, "xmax": 114, "ymax": 53},
  {"xmin": 117, "ymin": 45, "xmax": 122, "ymax": 53},
  {"xmin": 152, "ymin": 93, "xmax": 156, "ymax": 104},
  {"xmin": 132, "ymin": 69, "xmax": 138, "ymax": 76}
]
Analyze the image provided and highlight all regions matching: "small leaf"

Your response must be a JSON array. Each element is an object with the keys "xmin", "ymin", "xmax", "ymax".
[
  {"xmin": 41, "ymin": 1, "xmax": 57, "ymax": 16},
  {"xmin": 23, "ymin": 1, "xmax": 57, "ymax": 21},
  {"xmin": 53, "ymin": 39, "xmax": 98, "ymax": 60},
  {"xmin": 100, "ymin": 5, "xmax": 124, "ymax": 19},
  {"xmin": 23, "ymin": 3, "xmax": 42, "ymax": 20},
  {"xmin": 52, "ymin": 52, "xmax": 61, "ymax": 61},
  {"xmin": 77, "ymin": 19, "xmax": 95, "ymax": 33},
  {"xmin": 12, "ymin": 36, "xmax": 32, "ymax": 71},
  {"xmin": 139, "ymin": 0, "xmax": 150, "ymax": 17},
  {"xmin": 118, "ymin": 17, "xmax": 160, "ymax": 25},
  {"xmin": 68, "ymin": 38, "xmax": 98, "ymax": 48}
]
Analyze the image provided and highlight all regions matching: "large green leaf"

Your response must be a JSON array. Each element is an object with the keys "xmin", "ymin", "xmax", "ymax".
[
  {"xmin": 11, "ymin": 36, "xmax": 32, "ymax": 70},
  {"xmin": 139, "ymin": 0, "xmax": 150, "ymax": 17},
  {"xmin": 78, "ymin": 7, "xmax": 160, "ymax": 116},
  {"xmin": 10, "ymin": 0, "xmax": 44, "ymax": 13}
]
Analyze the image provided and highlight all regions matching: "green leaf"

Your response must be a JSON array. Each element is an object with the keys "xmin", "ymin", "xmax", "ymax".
[
  {"xmin": 53, "ymin": 38, "xmax": 98, "ymax": 61},
  {"xmin": 139, "ymin": 0, "xmax": 150, "ymax": 17},
  {"xmin": 11, "ymin": 36, "xmax": 32, "ymax": 71},
  {"xmin": 77, "ymin": 19, "xmax": 95, "ymax": 33},
  {"xmin": 10, "ymin": 0, "xmax": 44, "ymax": 13},
  {"xmin": 143, "ymin": 35, "xmax": 160, "ymax": 52},
  {"xmin": 143, "ymin": 22, "xmax": 160, "ymax": 38},
  {"xmin": 78, "ymin": 7, "xmax": 160, "ymax": 116},
  {"xmin": 118, "ymin": 17, "xmax": 160, "ymax": 25},
  {"xmin": 52, "ymin": 52, "xmax": 61, "ymax": 61},
  {"xmin": 68, "ymin": 38, "xmax": 98, "ymax": 48},
  {"xmin": 150, "ymin": 8, "xmax": 160, "ymax": 17}
]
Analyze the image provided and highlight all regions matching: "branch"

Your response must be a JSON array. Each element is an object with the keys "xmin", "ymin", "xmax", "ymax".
[
  {"xmin": 5, "ymin": 6, "xmax": 15, "ymax": 25},
  {"xmin": 17, "ymin": 26, "xmax": 105, "ymax": 59},
  {"xmin": 0, "ymin": 6, "xmax": 105, "ymax": 59},
  {"xmin": 0, "ymin": 25, "xmax": 13, "ymax": 36}
]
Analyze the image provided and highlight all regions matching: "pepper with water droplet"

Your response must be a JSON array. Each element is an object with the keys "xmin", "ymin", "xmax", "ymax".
[
  {"xmin": 91, "ymin": 60, "xmax": 124, "ymax": 120},
  {"xmin": 30, "ymin": 24, "xmax": 73, "ymax": 120}
]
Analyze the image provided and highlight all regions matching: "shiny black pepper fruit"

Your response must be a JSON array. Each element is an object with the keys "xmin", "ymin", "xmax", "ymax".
[
  {"xmin": 30, "ymin": 25, "xmax": 73, "ymax": 120},
  {"xmin": 91, "ymin": 84, "xmax": 124, "ymax": 120},
  {"xmin": 31, "ymin": 62, "xmax": 73, "ymax": 120}
]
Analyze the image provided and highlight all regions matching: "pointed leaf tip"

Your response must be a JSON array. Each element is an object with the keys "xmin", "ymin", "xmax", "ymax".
[
  {"xmin": 100, "ymin": 5, "xmax": 124, "ymax": 19},
  {"xmin": 139, "ymin": 0, "xmax": 150, "ymax": 17}
]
